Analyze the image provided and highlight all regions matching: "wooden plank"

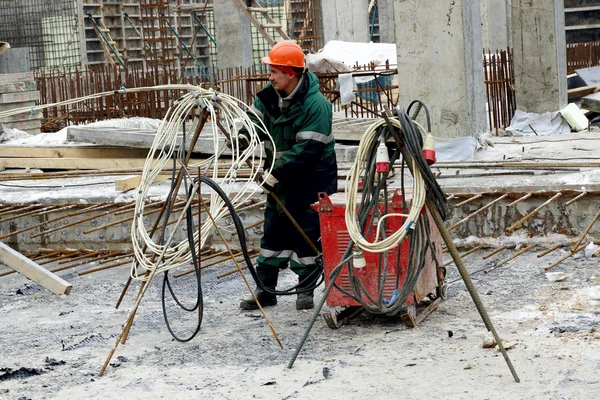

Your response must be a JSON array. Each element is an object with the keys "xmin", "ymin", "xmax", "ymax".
[
  {"xmin": 0, "ymin": 242, "xmax": 72, "ymax": 295},
  {"xmin": 115, "ymin": 174, "xmax": 170, "ymax": 191},
  {"xmin": 565, "ymin": 6, "xmax": 600, "ymax": 12},
  {"xmin": 0, "ymin": 157, "xmax": 202, "ymax": 171},
  {"xmin": 0, "ymin": 157, "xmax": 148, "ymax": 170},
  {"xmin": 0, "ymin": 146, "xmax": 150, "ymax": 159},
  {"xmin": 568, "ymin": 85, "xmax": 600, "ymax": 100}
]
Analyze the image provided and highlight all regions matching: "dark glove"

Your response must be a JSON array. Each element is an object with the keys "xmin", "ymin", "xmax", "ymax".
[
  {"xmin": 261, "ymin": 172, "xmax": 279, "ymax": 194},
  {"xmin": 227, "ymin": 129, "xmax": 250, "ymax": 151}
]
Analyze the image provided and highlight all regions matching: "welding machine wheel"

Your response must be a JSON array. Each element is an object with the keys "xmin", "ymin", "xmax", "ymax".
[{"xmin": 323, "ymin": 306, "xmax": 364, "ymax": 329}]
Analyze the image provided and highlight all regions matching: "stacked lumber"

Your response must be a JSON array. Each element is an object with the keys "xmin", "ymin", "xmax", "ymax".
[{"xmin": 0, "ymin": 72, "xmax": 42, "ymax": 135}]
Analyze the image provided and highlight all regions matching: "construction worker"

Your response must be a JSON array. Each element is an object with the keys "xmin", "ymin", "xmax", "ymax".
[{"xmin": 238, "ymin": 41, "xmax": 337, "ymax": 310}]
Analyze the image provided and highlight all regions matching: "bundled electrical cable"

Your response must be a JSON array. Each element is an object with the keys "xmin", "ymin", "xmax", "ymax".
[
  {"xmin": 336, "ymin": 104, "xmax": 447, "ymax": 315},
  {"xmin": 0, "ymin": 85, "xmax": 278, "ymax": 341}
]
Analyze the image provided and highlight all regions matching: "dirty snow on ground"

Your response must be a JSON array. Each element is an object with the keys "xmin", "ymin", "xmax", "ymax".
[{"xmin": 0, "ymin": 249, "xmax": 599, "ymax": 399}]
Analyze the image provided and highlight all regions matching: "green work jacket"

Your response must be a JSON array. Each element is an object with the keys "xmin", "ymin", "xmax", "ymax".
[{"xmin": 249, "ymin": 71, "xmax": 337, "ymax": 211}]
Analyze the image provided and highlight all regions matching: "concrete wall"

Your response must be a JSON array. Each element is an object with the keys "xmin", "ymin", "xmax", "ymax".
[
  {"xmin": 321, "ymin": 0, "xmax": 369, "ymax": 43},
  {"xmin": 377, "ymin": 0, "xmax": 396, "ymax": 43},
  {"xmin": 481, "ymin": 0, "xmax": 512, "ymax": 50},
  {"xmin": 512, "ymin": 0, "xmax": 567, "ymax": 113},
  {"xmin": 213, "ymin": 0, "xmax": 254, "ymax": 69},
  {"xmin": 392, "ymin": 0, "xmax": 487, "ymax": 138}
]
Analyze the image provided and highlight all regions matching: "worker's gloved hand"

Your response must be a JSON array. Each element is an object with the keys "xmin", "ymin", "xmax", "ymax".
[
  {"xmin": 226, "ymin": 128, "xmax": 251, "ymax": 152},
  {"xmin": 261, "ymin": 172, "xmax": 279, "ymax": 194}
]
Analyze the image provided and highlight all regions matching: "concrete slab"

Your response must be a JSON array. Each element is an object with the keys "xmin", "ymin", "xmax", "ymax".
[
  {"xmin": 0, "ymin": 90, "xmax": 40, "ymax": 103},
  {"xmin": 580, "ymin": 92, "xmax": 600, "ymax": 113},
  {"xmin": 0, "ymin": 80, "xmax": 37, "ymax": 93},
  {"xmin": 0, "ymin": 118, "xmax": 42, "ymax": 131},
  {"xmin": 66, "ymin": 120, "xmax": 376, "ymax": 159},
  {"xmin": 0, "ymin": 100, "xmax": 36, "ymax": 112},
  {"xmin": 576, "ymin": 66, "xmax": 600, "ymax": 86},
  {"xmin": 0, "ymin": 109, "xmax": 42, "ymax": 123},
  {"xmin": 0, "ymin": 72, "xmax": 34, "ymax": 83}
]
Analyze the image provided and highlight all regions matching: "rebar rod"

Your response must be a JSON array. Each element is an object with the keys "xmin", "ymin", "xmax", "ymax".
[
  {"xmin": 50, "ymin": 253, "xmax": 105, "ymax": 273},
  {"xmin": 0, "ymin": 205, "xmax": 22, "ymax": 218},
  {"xmin": 231, "ymin": 219, "xmax": 264, "ymax": 236},
  {"xmin": 79, "ymin": 257, "xmax": 134, "ymax": 276},
  {"xmin": 484, "ymin": 244, "xmax": 536, "ymax": 274},
  {"xmin": 505, "ymin": 193, "xmax": 562, "ymax": 233},
  {"xmin": 56, "ymin": 250, "xmax": 103, "ymax": 265},
  {"xmin": 0, "ymin": 205, "xmax": 40, "ymax": 219},
  {"xmin": 98, "ymin": 252, "xmax": 133, "ymax": 264},
  {"xmin": 448, "ymin": 194, "xmax": 509, "ymax": 232},
  {"xmin": 18, "ymin": 203, "xmax": 116, "ymax": 240},
  {"xmin": 507, "ymin": 193, "xmax": 531, "ymax": 208},
  {"xmin": 454, "ymin": 194, "xmax": 482, "ymax": 208},
  {"xmin": 40, "ymin": 250, "xmax": 90, "ymax": 265},
  {"xmin": 200, "ymin": 197, "xmax": 282, "ymax": 349},
  {"xmin": 216, "ymin": 253, "xmax": 261, "ymax": 279},
  {"xmin": 173, "ymin": 250, "xmax": 245, "ymax": 278},
  {"xmin": 100, "ymin": 177, "xmax": 202, "ymax": 376},
  {"xmin": 545, "ymin": 244, "xmax": 587, "ymax": 271},
  {"xmin": 571, "ymin": 209, "xmax": 600, "ymax": 252},
  {"xmin": 0, "ymin": 206, "xmax": 55, "ymax": 224},
  {"xmin": 444, "ymin": 245, "xmax": 483, "ymax": 267},
  {"xmin": 482, "ymin": 245, "xmax": 509, "ymax": 260},
  {"xmin": 565, "ymin": 191, "xmax": 586, "ymax": 206},
  {"xmin": 31, "ymin": 250, "xmax": 62, "ymax": 262},
  {"xmin": 113, "ymin": 200, "xmax": 162, "ymax": 216},
  {"xmin": 537, "ymin": 244, "xmax": 562, "ymax": 258},
  {"xmin": 83, "ymin": 200, "xmax": 187, "ymax": 234}
]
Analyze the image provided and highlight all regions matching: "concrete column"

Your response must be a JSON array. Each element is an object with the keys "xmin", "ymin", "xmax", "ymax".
[
  {"xmin": 393, "ymin": 0, "xmax": 487, "ymax": 138},
  {"xmin": 377, "ymin": 0, "xmax": 396, "ymax": 43},
  {"xmin": 76, "ymin": 0, "xmax": 88, "ymax": 66},
  {"xmin": 481, "ymin": 0, "xmax": 512, "ymax": 50},
  {"xmin": 512, "ymin": 0, "xmax": 567, "ymax": 113},
  {"xmin": 321, "ymin": 0, "xmax": 369, "ymax": 44},
  {"xmin": 213, "ymin": 0, "xmax": 254, "ymax": 69}
]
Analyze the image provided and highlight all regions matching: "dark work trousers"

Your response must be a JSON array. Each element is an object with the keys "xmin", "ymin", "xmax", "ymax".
[{"xmin": 256, "ymin": 203, "xmax": 321, "ymax": 277}]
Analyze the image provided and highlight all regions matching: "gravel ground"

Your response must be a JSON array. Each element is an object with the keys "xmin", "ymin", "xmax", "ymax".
[{"xmin": 1, "ymin": 247, "xmax": 599, "ymax": 400}]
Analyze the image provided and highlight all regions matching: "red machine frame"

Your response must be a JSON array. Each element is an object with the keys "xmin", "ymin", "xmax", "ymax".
[{"xmin": 314, "ymin": 190, "xmax": 444, "ymax": 327}]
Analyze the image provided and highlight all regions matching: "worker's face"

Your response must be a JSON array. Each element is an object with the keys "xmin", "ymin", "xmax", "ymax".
[{"xmin": 269, "ymin": 67, "xmax": 297, "ymax": 96}]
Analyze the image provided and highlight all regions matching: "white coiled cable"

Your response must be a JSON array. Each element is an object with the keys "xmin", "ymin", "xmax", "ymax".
[
  {"xmin": 0, "ymin": 84, "xmax": 274, "ymax": 280},
  {"xmin": 345, "ymin": 118, "xmax": 426, "ymax": 253}
]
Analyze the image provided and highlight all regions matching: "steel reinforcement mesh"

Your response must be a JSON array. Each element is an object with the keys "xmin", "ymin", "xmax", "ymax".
[{"xmin": 0, "ymin": 0, "xmax": 81, "ymax": 71}]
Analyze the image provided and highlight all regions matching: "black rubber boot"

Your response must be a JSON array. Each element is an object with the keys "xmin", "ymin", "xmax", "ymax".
[
  {"xmin": 296, "ymin": 275, "xmax": 315, "ymax": 310},
  {"xmin": 240, "ymin": 266, "xmax": 278, "ymax": 310}
]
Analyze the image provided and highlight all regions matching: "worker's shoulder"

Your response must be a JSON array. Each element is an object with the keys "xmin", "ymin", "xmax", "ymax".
[{"xmin": 303, "ymin": 89, "xmax": 332, "ymax": 111}]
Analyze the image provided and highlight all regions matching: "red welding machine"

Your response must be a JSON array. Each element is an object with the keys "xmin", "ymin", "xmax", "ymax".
[{"xmin": 314, "ymin": 191, "xmax": 445, "ymax": 328}]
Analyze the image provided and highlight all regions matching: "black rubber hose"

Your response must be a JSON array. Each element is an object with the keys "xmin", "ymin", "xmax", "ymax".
[{"xmin": 200, "ymin": 176, "xmax": 322, "ymax": 296}]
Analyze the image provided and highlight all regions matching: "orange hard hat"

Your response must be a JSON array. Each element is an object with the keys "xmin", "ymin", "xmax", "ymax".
[{"xmin": 261, "ymin": 40, "xmax": 305, "ymax": 68}]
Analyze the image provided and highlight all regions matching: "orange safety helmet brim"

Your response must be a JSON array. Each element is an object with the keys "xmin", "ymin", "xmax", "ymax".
[{"xmin": 261, "ymin": 40, "xmax": 305, "ymax": 68}]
